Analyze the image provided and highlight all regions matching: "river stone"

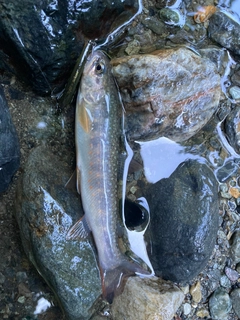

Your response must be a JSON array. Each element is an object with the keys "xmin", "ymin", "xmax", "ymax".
[
  {"xmin": 209, "ymin": 288, "xmax": 232, "ymax": 320},
  {"xmin": 15, "ymin": 146, "xmax": 101, "ymax": 320},
  {"xmin": 0, "ymin": 0, "xmax": 140, "ymax": 95},
  {"xmin": 209, "ymin": 12, "xmax": 240, "ymax": 56},
  {"xmin": 111, "ymin": 47, "xmax": 221, "ymax": 143},
  {"xmin": 145, "ymin": 159, "xmax": 219, "ymax": 283},
  {"xmin": 230, "ymin": 230, "xmax": 240, "ymax": 263},
  {"xmin": 111, "ymin": 276, "xmax": 184, "ymax": 320},
  {"xmin": 0, "ymin": 86, "xmax": 20, "ymax": 193},
  {"xmin": 230, "ymin": 288, "xmax": 240, "ymax": 318},
  {"xmin": 224, "ymin": 106, "xmax": 240, "ymax": 154}
]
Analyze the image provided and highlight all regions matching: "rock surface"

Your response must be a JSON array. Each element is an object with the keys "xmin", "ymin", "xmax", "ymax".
[
  {"xmin": 111, "ymin": 47, "xmax": 221, "ymax": 142},
  {"xmin": 0, "ymin": 86, "xmax": 20, "ymax": 193},
  {"xmin": 15, "ymin": 146, "xmax": 101, "ymax": 320},
  {"xmin": 145, "ymin": 159, "xmax": 219, "ymax": 283},
  {"xmin": 0, "ymin": 0, "xmax": 139, "ymax": 95},
  {"xmin": 209, "ymin": 288, "xmax": 232, "ymax": 320},
  {"xmin": 230, "ymin": 288, "xmax": 240, "ymax": 318},
  {"xmin": 209, "ymin": 11, "xmax": 240, "ymax": 55},
  {"xmin": 111, "ymin": 276, "xmax": 184, "ymax": 320},
  {"xmin": 225, "ymin": 106, "xmax": 240, "ymax": 154}
]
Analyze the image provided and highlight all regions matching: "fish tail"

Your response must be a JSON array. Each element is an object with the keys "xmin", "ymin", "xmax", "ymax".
[{"xmin": 101, "ymin": 259, "xmax": 150, "ymax": 303}]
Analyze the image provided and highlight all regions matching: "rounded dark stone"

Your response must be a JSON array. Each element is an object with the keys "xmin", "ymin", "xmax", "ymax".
[
  {"xmin": 208, "ymin": 12, "xmax": 240, "ymax": 55},
  {"xmin": 0, "ymin": 86, "xmax": 20, "ymax": 193},
  {"xmin": 145, "ymin": 159, "xmax": 219, "ymax": 283}
]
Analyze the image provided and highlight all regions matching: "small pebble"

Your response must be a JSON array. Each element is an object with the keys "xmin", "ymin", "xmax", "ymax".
[
  {"xmin": 0, "ymin": 272, "xmax": 6, "ymax": 284},
  {"xmin": 125, "ymin": 40, "xmax": 140, "ymax": 55},
  {"xmin": 229, "ymin": 86, "xmax": 240, "ymax": 100},
  {"xmin": 219, "ymin": 183, "xmax": 228, "ymax": 193},
  {"xmin": 180, "ymin": 284, "xmax": 189, "ymax": 294},
  {"xmin": 220, "ymin": 275, "xmax": 231, "ymax": 288},
  {"xmin": 225, "ymin": 266, "xmax": 239, "ymax": 282},
  {"xmin": 190, "ymin": 281, "xmax": 202, "ymax": 303},
  {"xmin": 183, "ymin": 303, "xmax": 191, "ymax": 315},
  {"xmin": 236, "ymin": 262, "xmax": 240, "ymax": 273},
  {"xmin": 17, "ymin": 296, "xmax": 26, "ymax": 304},
  {"xmin": 196, "ymin": 307, "xmax": 210, "ymax": 318}
]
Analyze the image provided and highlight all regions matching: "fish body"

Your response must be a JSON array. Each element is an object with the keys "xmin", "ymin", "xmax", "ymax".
[{"xmin": 67, "ymin": 50, "xmax": 148, "ymax": 302}]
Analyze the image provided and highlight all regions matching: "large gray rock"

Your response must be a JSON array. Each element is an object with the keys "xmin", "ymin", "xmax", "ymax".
[
  {"xmin": 0, "ymin": 86, "xmax": 20, "ymax": 193},
  {"xmin": 15, "ymin": 146, "xmax": 101, "ymax": 320},
  {"xmin": 145, "ymin": 159, "xmax": 219, "ymax": 283},
  {"xmin": 0, "ymin": 0, "xmax": 140, "ymax": 95},
  {"xmin": 111, "ymin": 47, "xmax": 221, "ymax": 142},
  {"xmin": 209, "ymin": 11, "xmax": 240, "ymax": 56}
]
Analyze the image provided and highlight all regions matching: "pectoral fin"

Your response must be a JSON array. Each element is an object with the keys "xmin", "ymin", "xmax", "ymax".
[
  {"xmin": 66, "ymin": 216, "xmax": 91, "ymax": 240},
  {"xmin": 77, "ymin": 104, "xmax": 92, "ymax": 133}
]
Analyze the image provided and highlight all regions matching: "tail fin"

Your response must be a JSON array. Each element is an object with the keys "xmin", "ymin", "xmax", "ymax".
[{"xmin": 101, "ymin": 259, "xmax": 150, "ymax": 303}]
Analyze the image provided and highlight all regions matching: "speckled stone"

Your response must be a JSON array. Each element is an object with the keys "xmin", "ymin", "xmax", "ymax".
[
  {"xmin": 112, "ymin": 47, "xmax": 221, "ymax": 143},
  {"xmin": 111, "ymin": 276, "xmax": 184, "ymax": 320},
  {"xmin": 15, "ymin": 146, "xmax": 101, "ymax": 320},
  {"xmin": 209, "ymin": 12, "xmax": 240, "ymax": 55},
  {"xmin": 209, "ymin": 288, "xmax": 232, "ymax": 320},
  {"xmin": 230, "ymin": 288, "xmax": 240, "ymax": 318}
]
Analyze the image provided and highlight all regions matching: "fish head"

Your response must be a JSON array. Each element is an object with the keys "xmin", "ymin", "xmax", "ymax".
[{"xmin": 80, "ymin": 50, "xmax": 112, "ymax": 105}]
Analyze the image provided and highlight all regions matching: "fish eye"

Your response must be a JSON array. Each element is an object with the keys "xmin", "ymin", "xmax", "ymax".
[{"xmin": 95, "ymin": 61, "xmax": 105, "ymax": 74}]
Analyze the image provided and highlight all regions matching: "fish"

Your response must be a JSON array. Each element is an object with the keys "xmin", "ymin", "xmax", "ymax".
[{"xmin": 67, "ymin": 50, "xmax": 149, "ymax": 303}]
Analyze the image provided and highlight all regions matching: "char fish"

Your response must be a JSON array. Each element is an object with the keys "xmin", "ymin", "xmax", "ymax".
[{"xmin": 67, "ymin": 50, "xmax": 149, "ymax": 303}]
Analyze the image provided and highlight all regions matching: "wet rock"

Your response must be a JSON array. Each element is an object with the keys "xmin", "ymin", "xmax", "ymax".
[
  {"xmin": 111, "ymin": 276, "xmax": 184, "ymax": 320},
  {"xmin": 230, "ymin": 231, "xmax": 240, "ymax": 263},
  {"xmin": 230, "ymin": 288, "xmax": 240, "ymax": 318},
  {"xmin": 15, "ymin": 146, "xmax": 101, "ymax": 320},
  {"xmin": 0, "ymin": 0, "xmax": 140, "ymax": 95},
  {"xmin": 159, "ymin": 8, "xmax": 184, "ymax": 27},
  {"xmin": 0, "ymin": 86, "xmax": 20, "ymax": 193},
  {"xmin": 209, "ymin": 12, "xmax": 240, "ymax": 56},
  {"xmin": 145, "ymin": 160, "xmax": 219, "ymax": 283},
  {"xmin": 225, "ymin": 107, "xmax": 240, "ymax": 154},
  {"xmin": 209, "ymin": 288, "xmax": 232, "ymax": 320},
  {"xmin": 112, "ymin": 47, "xmax": 221, "ymax": 143}
]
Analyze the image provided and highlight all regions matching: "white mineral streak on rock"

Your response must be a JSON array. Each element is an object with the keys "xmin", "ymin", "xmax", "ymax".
[{"xmin": 111, "ymin": 276, "xmax": 184, "ymax": 320}]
